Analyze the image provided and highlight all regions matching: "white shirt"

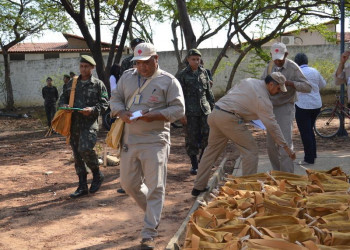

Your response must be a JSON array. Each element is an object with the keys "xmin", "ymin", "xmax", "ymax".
[
  {"xmin": 109, "ymin": 75, "xmax": 117, "ymax": 92},
  {"xmin": 295, "ymin": 65, "xmax": 326, "ymax": 109}
]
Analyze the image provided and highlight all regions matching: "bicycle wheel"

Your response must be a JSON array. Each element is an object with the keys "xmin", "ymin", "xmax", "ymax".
[{"xmin": 314, "ymin": 108, "xmax": 342, "ymax": 138}]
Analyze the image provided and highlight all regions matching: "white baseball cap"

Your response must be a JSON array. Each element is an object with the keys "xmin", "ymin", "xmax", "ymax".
[
  {"xmin": 271, "ymin": 42, "xmax": 287, "ymax": 61},
  {"xmin": 131, "ymin": 43, "xmax": 157, "ymax": 61}
]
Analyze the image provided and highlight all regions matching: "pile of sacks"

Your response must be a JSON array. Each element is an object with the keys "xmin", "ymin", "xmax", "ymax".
[{"xmin": 184, "ymin": 167, "xmax": 350, "ymax": 249}]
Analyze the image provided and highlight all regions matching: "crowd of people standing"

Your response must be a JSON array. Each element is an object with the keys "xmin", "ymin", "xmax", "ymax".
[{"xmin": 41, "ymin": 38, "xmax": 349, "ymax": 249}]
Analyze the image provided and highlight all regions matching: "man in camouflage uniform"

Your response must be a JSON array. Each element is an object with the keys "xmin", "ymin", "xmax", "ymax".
[
  {"xmin": 58, "ymin": 55, "xmax": 109, "ymax": 198},
  {"xmin": 176, "ymin": 49, "xmax": 215, "ymax": 175},
  {"xmin": 42, "ymin": 77, "xmax": 58, "ymax": 128},
  {"xmin": 120, "ymin": 38, "xmax": 145, "ymax": 73}
]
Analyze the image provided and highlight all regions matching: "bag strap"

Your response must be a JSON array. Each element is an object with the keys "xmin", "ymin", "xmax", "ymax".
[
  {"xmin": 126, "ymin": 77, "xmax": 153, "ymax": 110},
  {"xmin": 69, "ymin": 76, "xmax": 78, "ymax": 107}
]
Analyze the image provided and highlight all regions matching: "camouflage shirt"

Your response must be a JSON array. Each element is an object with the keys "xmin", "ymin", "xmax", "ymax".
[
  {"xmin": 176, "ymin": 66, "xmax": 215, "ymax": 116},
  {"xmin": 120, "ymin": 55, "xmax": 134, "ymax": 74},
  {"xmin": 58, "ymin": 75, "xmax": 109, "ymax": 130}
]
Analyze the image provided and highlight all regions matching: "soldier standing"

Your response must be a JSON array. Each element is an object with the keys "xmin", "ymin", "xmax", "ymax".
[
  {"xmin": 58, "ymin": 55, "xmax": 109, "ymax": 198},
  {"xmin": 42, "ymin": 77, "xmax": 58, "ymax": 128},
  {"xmin": 120, "ymin": 38, "xmax": 145, "ymax": 73},
  {"xmin": 176, "ymin": 49, "xmax": 215, "ymax": 175}
]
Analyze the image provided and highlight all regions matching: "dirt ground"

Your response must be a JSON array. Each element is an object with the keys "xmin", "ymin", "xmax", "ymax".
[{"xmin": 0, "ymin": 107, "xmax": 350, "ymax": 250}]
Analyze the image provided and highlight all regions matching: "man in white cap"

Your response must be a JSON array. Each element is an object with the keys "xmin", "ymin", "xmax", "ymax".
[
  {"xmin": 192, "ymin": 73, "xmax": 296, "ymax": 196},
  {"xmin": 261, "ymin": 42, "xmax": 311, "ymax": 173},
  {"xmin": 110, "ymin": 43, "xmax": 185, "ymax": 249}
]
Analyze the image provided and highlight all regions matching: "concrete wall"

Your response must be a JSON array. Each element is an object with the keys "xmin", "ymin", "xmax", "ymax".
[{"xmin": 0, "ymin": 44, "xmax": 343, "ymax": 108}]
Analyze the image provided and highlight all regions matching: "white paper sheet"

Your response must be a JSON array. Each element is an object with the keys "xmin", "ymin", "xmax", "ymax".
[{"xmin": 130, "ymin": 110, "xmax": 143, "ymax": 120}]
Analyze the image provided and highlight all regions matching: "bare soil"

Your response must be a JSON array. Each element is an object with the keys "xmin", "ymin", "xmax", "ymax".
[{"xmin": 0, "ymin": 107, "xmax": 349, "ymax": 250}]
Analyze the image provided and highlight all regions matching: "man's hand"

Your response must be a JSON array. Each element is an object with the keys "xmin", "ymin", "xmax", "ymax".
[
  {"xmin": 284, "ymin": 146, "xmax": 296, "ymax": 160},
  {"xmin": 79, "ymin": 107, "xmax": 93, "ymax": 116},
  {"xmin": 340, "ymin": 51, "xmax": 350, "ymax": 65},
  {"xmin": 180, "ymin": 116, "xmax": 187, "ymax": 125},
  {"xmin": 285, "ymin": 80, "xmax": 295, "ymax": 88},
  {"xmin": 138, "ymin": 111, "xmax": 167, "ymax": 122},
  {"xmin": 118, "ymin": 110, "xmax": 133, "ymax": 123}
]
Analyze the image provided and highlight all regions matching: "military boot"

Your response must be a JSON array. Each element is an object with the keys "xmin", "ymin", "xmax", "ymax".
[
  {"xmin": 190, "ymin": 155, "xmax": 198, "ymax": 175},
  {"xmin": 70, "ymin": 174, "xmax": 88, "ymax": 198},
  {"xmin": 90, "ymin": 169, "xmax": 104, "ymax": 193}
]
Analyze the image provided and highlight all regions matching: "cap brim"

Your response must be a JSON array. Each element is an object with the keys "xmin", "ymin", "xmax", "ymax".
[
  {"xmin": 280, "ymin": 84, "xmax": 287, "ymax": 92},
  {"xmin": 272, "ymin": 53, "xmax": 285, "ymax": 61},
  {"xmin": 131, "ymin": 55, "xmax": 152, "ymax": 61}
]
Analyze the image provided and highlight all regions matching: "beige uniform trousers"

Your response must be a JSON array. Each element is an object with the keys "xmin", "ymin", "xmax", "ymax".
[
  {"xmin": 120, "ymin": 142, "xmax": 169, "ymax": 239},
  {"xmin": 194, "ymin": 109, "xmax": 259, "ymax": 190},
  {"xmin": 266, "ymin": 103, "xmax": 294, "ymax": 173}
]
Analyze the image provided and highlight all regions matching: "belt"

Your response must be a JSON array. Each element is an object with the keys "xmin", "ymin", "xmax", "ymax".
[{"xmin": 214, "ymin": 105, "xmax": 236, "ymax": 115}]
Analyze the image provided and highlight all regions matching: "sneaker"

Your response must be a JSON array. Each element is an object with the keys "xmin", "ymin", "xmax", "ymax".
[
  {"xmin": 297, "ymin": 160, "xmax": 314, "ymax": 165},
  {"xmin": 191, "ymin": 187, "xmax": 208, "ymax": 197},
  {"xmin": 140, "ymin": 238, "xmax": 155, "ymax": 250}
]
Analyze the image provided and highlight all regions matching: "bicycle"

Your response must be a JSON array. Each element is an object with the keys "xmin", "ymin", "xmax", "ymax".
[{"xmin": 314, "ymin": 95, "xmax": 350, "ymax": 138}]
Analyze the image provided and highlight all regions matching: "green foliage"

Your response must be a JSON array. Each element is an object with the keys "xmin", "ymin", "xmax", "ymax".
[
  {"xmin": 310, "ymin": 58, "xmax": 337, "ymax": 87},
  {"xmin": 0, "ymin": 0, "xmax": 71, "ymax": 46}
]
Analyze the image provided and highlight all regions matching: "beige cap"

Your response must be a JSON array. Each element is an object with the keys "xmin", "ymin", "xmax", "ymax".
[
  {"xmin": 80, "ymin": 55, "xmax": 96, "ymax": 66},
  {"xmin": 131, "ymin": 43, "xmax": 157, "ymax": 61},
  {"xmin": 271, "ymin": 42, "xmax": 287, "ymax": 60},
  {"xmin": 270, "ymin": 72, "xmax": 287, "ymax": 92}
]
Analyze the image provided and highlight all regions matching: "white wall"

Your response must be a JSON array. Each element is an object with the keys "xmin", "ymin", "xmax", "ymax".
[{"xmin": 0, "ymin": 44, "xmax": 344, "ymax": 108}]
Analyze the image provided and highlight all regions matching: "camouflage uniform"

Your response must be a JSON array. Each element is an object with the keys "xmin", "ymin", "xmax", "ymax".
[
  {"xmin": 176, "ymin": 66, "xmax": 215, "ymax": 157},
  {"xmin": 58, "ymin": 76, "xmax": 108, "ymax": 175},
  {"xmin": 42, "ymin": 85, "xmax": 58, "ymax": 127},
  {"xmin": 120, "ymin": 55, "xmax": 134, "ymax": 74}
]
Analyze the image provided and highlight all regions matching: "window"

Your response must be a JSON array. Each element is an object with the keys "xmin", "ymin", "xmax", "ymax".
[
  {"xmin": 10, "ymin": 54, "xmax": 25, "ymax": 61},
  {"xmin": 44, "ymin": 53, "xmax": 59, "ymax": 59}
]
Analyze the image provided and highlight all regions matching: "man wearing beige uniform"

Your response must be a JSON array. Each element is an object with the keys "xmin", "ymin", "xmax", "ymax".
[
  {"xmin": 261, "ymin": 43, "xmax": 311, "ymax": 173},
  {"xmin": 335, "ymin": 50, "xmax": 350, "ymax": 108},
  {"xmin": 110, "ymin": 43, "xmax": 185, "ymax": 250},
  {"xmin": 192, "ymin": 73, "xmax": 296, "ymax": 196}
]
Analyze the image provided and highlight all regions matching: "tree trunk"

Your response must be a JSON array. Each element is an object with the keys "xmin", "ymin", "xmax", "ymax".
[
  {"xmin": 176, "ymin": 0, "xmax": 196, "ymax": 50},
  {"xmin": 114, "ymin": 0, "xmax": 139, "ymax": 64},
  {"xmin": 225, "ymin": 47, "xmax": 252, "ymax": 92},
  {"xmin": 2, "ymin": 50, "xmax": 14, "ymax": 110}
]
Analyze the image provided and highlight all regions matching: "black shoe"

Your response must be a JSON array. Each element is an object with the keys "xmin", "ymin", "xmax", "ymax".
[
  {"xmin": 191, "ymin": 187, "xmax": 208, "ymax": 197},
  {"xmin": 190, "ymin": 155, "xmax": 198, "ymax": 175},
  {"xmin": 171, "ymin": 122, "xmax": 182, "ymax": 128},
  {"xmin": 190, "ymin": 167, "xmax": 197, "ymax": 175},
  {"xmin": 140, "ymin": 238, "xmax": 155, "ymax": 250},
  {"xmin": 90, "ymin": 170, "xmax": 104, "ymax": 193},
  {"xmin": 117, "ymin": 188, "xmax": 126, "ymax": 194},
  {"xmin": 70, "ymin": 174, "xmax": 88, "ymax": 198},
  {"xmin": 69, "ymin": 185, "xmax": 88, "ymax": 198}
]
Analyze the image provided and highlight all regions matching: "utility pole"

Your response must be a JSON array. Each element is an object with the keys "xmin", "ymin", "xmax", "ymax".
[{"xmin": 337, "ymin": 0, "xmax": 348, "ymax": 136}]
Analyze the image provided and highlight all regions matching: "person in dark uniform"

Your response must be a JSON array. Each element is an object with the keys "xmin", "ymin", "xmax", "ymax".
[
  {"xmin": 58, "ymin": 55, "xmax": 109, "ymax": 198},
  {"xmin": 63, "ymin": 74, "xmax": 70, "ymax": 93},
  {"xmin": 176, "ymin": 49, "xmax": 215, "ymax": 175},
  {"xmin": 120, "ymin": 38, "xmax": 145, "ymax": 73},
  {"xmin": 42, "ymin": 77, "xmax": 58, "ymax": 128}
]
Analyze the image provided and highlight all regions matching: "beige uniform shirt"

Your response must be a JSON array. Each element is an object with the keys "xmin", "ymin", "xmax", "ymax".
[
  {"xmin": 216, "ymin": 78, "xmax": 287, "ymax": 147},
  {"xmin": 110, "ymin": 67, "xmax": 185, "ymax": 145},
  {"xmin": 261, "ymin": 59, "xmax": 311, "ymax": 106},
  {"xmin": 334, "ymin": 64, "xmax": 350, "ymax": 103}
]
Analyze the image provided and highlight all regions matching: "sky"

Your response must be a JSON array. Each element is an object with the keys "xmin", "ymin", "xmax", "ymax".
[
  {"xmin": 24, "ymin": 20, "xmax": 225, "ymax": 52},
  {"xmin": 25, "ymin": 19, "xmax": 349, "ymax": 52}
]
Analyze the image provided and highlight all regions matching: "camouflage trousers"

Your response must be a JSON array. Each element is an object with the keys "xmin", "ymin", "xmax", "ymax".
[
  {"xmin": 184, "ymin": 115, "xmax": 210, "ymax": 157},
  {"xmin": 70, "ymin": 125, "xmax": 99, "ymax": 175}
]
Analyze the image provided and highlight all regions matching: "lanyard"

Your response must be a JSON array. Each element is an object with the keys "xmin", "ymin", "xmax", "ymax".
[{"xmin": 138, "ymin": 75, "xmax": 147, "ymax": 92}]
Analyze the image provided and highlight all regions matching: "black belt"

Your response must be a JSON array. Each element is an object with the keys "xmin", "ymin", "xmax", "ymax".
[{"xmin": 214, "ymin": 105, "xmax": 236, "ymax": 115}]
